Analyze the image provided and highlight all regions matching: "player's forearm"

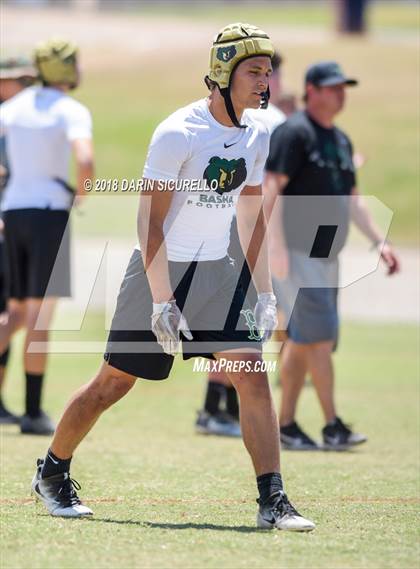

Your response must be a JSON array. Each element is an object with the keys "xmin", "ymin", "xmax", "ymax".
[
  {"xmin": 138, "ymin": 215, "xmax": 173, "ymax": 303},
  {"xmin": 238, "ymin": 212, "xmax": 273, "ymax": 294},
  {"xmin": 263, "ymin": 173, "xmax": 288, "ymax": 256},
  {"xmin": 73, "ymin": 138, "xmax": 94, "ymax": 197},
  {"xmin": 76, "ymin": 160, "xmax": 94, "ymax": 197},
  {"xmin": 266, "ymin": 193, "xmax": 286, "ymax": 257}
]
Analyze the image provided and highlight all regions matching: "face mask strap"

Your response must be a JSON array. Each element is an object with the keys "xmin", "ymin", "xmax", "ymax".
[
  {"xmin": 219, "ymin": 86, "xmax": 247, "ymax": 129},
  {"xmin": 260, "ymin": 85, "xmax": 270, "ymax": 109}
]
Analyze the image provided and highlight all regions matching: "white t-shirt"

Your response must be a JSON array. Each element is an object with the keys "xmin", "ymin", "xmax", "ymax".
[
  {"xmin": 246, "ymin": 103, "xmax": 286, "ymax": 135},
  {"xmin": 0, "ymin": 86, "xmax": 92, "ymax": 211},
  {"xmin": 141, "ymin": 98, "xmax": 270, "ymax": 262}
]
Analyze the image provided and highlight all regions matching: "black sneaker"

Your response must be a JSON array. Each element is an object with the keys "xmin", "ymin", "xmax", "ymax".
[
  {"xmin": 280, "ymin": 421, "xmax": 320, "ymax": 450},
  {"xmin": 21, "ymin": 411, "xmax": 55, "ymax": 435},
  {"xmin": 257, "ymin": 491, "xmax": 315, "ymax": 531},
  {"xmin": 0, "ymin": 402, "xmax": 20, "ymax": 424},
  {"xmin": 31, "ymin": 458, "xmax": 93, "ymax": 517},
  {"xmin": 322, "ymin": 417, "xmax": 367, "ymax": 450}
]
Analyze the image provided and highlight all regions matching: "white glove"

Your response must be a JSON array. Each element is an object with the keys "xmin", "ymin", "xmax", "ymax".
[
  {"xmin": 254, "ymin": 292, "xmax": 278, "ymax": 343},
  {"xmin": 151, "ymin": 300, "xmax": 193, "ymax": 355}
]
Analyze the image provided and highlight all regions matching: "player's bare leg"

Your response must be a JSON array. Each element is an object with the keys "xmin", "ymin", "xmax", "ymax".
[
  {"xmin": 215, "ymin": 348, "xmax": 314, "ymax": 530},
  {"xmin": 20, "ymin": 298, "xmax": 58, "ymax": 434},
  {"xmin": 215, "ymin": 349, "xmax": 279, "ymax": 475},
  {"xmin": 0, "ymin": 339, "xmax": 19, "ymax": 424},
  {"xmin": 24, "ymin": 298, "xmax": 57, "ymax": 374},
  {"xmin": 0, "ymin": 301, "xmax": 25, "ymax": 423},
  {"xmin": 31, "ymin": 362, "xmax": 136, "ymax": 517},
  {"xmin": 279, "ymin": 340, "xmax": 320, "ymax": 450},
  {"xmin": 207, "ymin": 369, "xmax": 232, "ymax": 387},
  {"xmin": 305, "ymin": 340, "xmax": 336, "ymax": 424},
  {"xmin": 0, "ymin": 353, "xmax": 20, "ymax": 424},
  {"xmin": 278, "ymin": 340, "xmax": 319, "ymax": 450},
  {"xmin": 0, "ymin": 299, "xmax": 25, "ymax": 353},
  {"xmin": 305, "ymin": 340, "xmax": 367, "ymax": 449},
  {"xmin": 279, "ymin": 340, "xmax": 307, "ymax": 426},
  {"xmin": 50, "ymin": 362, "xmax": 136, "ymax": 458},
  {"xmin": 273, "ymin": 317, "xmax": 287, "ymax": 384}
]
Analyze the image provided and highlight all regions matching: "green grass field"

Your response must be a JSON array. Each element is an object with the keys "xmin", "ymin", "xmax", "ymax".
[
  {"xmin": 1, "ymin": 320, "xmax": 419, "ymax": 569},
  {"xmin": 2, "ymin": 4, "xmax": 419, "ymax": 568}
]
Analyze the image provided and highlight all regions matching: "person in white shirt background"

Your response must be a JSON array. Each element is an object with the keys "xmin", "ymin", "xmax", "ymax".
[
  {"xmin": 0, "ymin": 56, "xmax": 37, "ymax": 424},
  {"xmin": 0, "ymin": 39, "xmax": 94, "ymax": 435}
]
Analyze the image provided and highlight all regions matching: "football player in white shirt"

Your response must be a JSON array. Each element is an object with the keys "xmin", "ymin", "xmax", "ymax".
[
  {"xmin": 0, "ymin": 57, "xmax": 37, "ymax": 425},
  {"xmin": 32, "ymin": 24, "xmax": 314, "ymax": 532},
  {"xmin": 0, "ymin": 39, "xmax": 94, "ymax": 435},
  {"xmin": 196, "ymin": 51, "xmax": 286, "ymax": 438}
]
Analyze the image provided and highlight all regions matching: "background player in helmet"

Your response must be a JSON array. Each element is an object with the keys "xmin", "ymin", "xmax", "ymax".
[
  {"xmin": 196, "ymin": 50, "xmax": 286, "ymax": 438},
  {"xmin": 0, "ymin": 57, "xmax": 37, "ymax": 424},
  {"xmin": 0, "ymin": 39, "xmax": 94, "ymax": 434},
  {"xmin": 32, "ymin": 23, "xmax": 315, "ymax": 532}
]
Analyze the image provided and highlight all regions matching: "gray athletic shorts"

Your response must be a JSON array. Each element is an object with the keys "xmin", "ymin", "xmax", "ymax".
[
  {"xmin": 104, "ymin": 249, "xmax": 262, "ymax": 380},
  {"xmin": 273, "ymin": 250, "xmax": 339, "ymax": 345}
]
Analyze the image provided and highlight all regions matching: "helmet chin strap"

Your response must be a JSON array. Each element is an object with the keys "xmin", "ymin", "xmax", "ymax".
[
  {"xmin": 260, "ymin": 86, "xmax": 270, "ymax": 109},
  {"xmin": 220, "ymin": 83, "xmax": 271, "ymax": 128},
  {"xmin": 219, "ymin": 86, "xmax": 247, "ymax": 129}
]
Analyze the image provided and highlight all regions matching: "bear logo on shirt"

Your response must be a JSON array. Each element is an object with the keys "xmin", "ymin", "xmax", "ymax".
[{"xmin": 203, "ymin": 156, "xmax": 247, "ymax": 195}]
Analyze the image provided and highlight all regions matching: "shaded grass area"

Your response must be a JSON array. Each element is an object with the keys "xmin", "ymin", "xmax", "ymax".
[{"xmin": 1, "ymin": 319, "xmax": 419, "ymax": 568}]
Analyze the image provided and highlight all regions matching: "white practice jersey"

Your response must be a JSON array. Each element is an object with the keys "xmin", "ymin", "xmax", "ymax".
[
  {"xmin": 140, "ymin": 98, "xmax": 270, "ymax": 262},
  {"xmin": 246, "ymin": 102, "xmax": 286, "ymax": 135},
  {"xmin": 0, "ymin": 86, "xmax": 92, "ymax": 211}
]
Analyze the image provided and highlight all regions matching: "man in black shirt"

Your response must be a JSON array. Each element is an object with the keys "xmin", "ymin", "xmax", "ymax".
[{"xmin": 265, "ymin": 61, "xmax": 400, "ymax": 450}]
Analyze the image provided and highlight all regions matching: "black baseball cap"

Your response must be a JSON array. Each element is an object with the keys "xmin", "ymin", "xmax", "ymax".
[{"xmin": 305, "ymin": 61, "xmax": 358, "ymax": 87}]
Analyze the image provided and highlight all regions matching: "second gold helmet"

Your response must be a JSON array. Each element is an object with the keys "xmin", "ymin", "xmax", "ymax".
[{"xmin": 34, "ymin": 38, "xmax": 79, "ymax": 88}]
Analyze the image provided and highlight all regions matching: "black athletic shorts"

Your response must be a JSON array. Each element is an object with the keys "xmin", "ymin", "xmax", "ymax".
[
  {"xmin": 104, "ymin": 249, "xmax": 262, "ymax": 380},
  {"xmin": 3, "ymin": 208, "xmax": 71, "ymax": 300}
]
